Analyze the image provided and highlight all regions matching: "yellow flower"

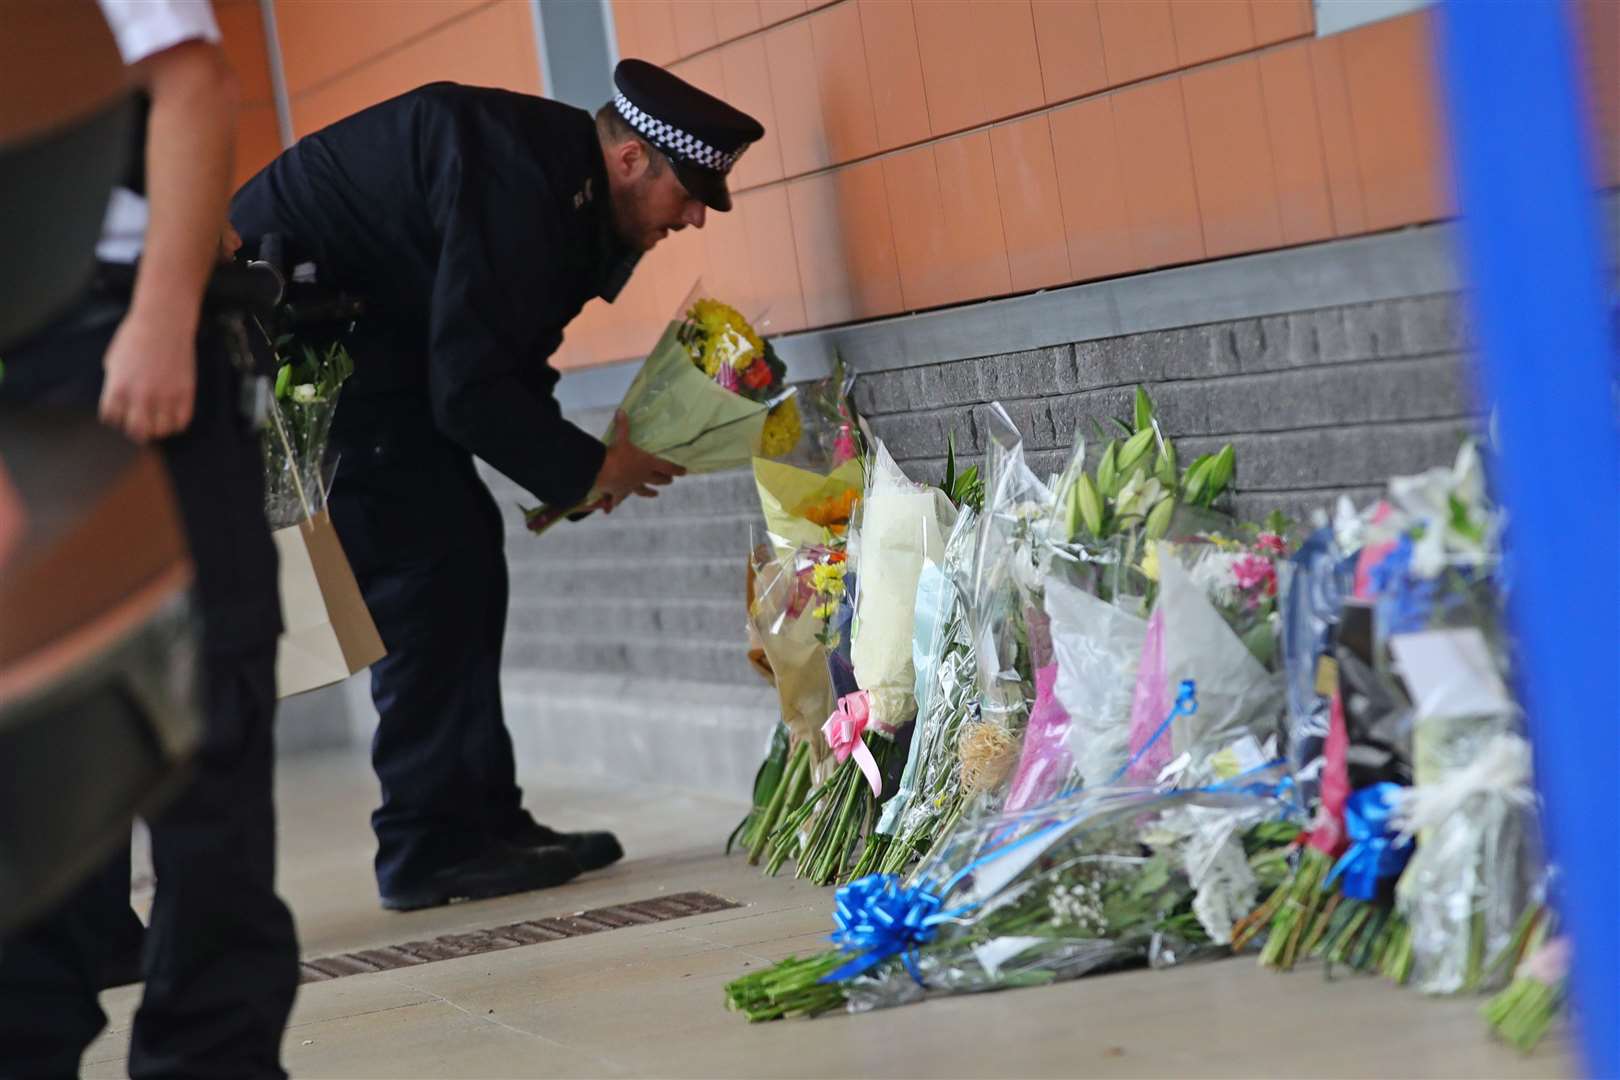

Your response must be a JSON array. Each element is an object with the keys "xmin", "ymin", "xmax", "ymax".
[
  {"xmin": 813, "ymin": 600, "xmax": 840, "ymax": 622},
  {"xmin": 759, "ymin": 397, "xmax": 801, "ymax": 457},
  {"xmin": 1140, "ymin": 542, "xmax": 1160, "ymax": 583},
  {"xmin": 688, "ymin": 298, "xmax": 764, "ymax": 373},
  {"xmin": 811, "ymin": 561, "xmax": 846, "ymax": 597}
]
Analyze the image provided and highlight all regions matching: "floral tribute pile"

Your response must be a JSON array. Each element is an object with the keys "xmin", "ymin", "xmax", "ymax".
[{"xmin": 722, "ymin": 379, "xmax": 1559, "ymax": 1052}]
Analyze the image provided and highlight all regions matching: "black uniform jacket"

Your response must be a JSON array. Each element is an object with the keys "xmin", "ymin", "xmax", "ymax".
[{"xmin": 232, "ymin": 82, "xmax": 637, "ymax": 507}]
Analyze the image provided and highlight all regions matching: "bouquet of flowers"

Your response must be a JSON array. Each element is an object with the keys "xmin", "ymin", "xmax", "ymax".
[
  {"xmin": 857, "ymin": 505, "xmax": 980, "ymax": 879},
  {"xmin": 953, "ymin": 404, "xmax": 1056, "ymax": 817},
  {"xmin": 1040, "ymin": 387, "xmax": 1243, "ymax": 795},
  {"xmin": 759, "ymin": 442, "xmax": 953, "ymax": 886},
  {"xmin": 852, "ymin": 441, "xmax": 956, "ymax": 734},
  {"xmin": 725, "ymin": 767, "xmax": 1302, "ymax": 1022},
  {"xmin": 734, "ymin": 542, "xmax": 840, "ymax": 865},
  {"xmin": 523, "ymin": 291, "xmax": 800, "ymax": 535},
  {"xmin": 1121, "ymin": 538, "xmax": 1287, "ymax": 788},
  {"xmin": 261, "ymin": 338, "xmax": 354, "ymax": 528}
]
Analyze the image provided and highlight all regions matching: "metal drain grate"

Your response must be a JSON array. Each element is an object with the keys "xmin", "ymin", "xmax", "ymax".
[{"xmin": 298, "ymin": 891, "xmax": 741, "ymax": 983}]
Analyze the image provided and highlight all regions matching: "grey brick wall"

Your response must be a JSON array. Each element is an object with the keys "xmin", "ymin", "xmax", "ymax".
[
  {"xmin": 859, "ymin": 294, "xmax": 1476, "ymax": 522},
  {"xmin": 485, "ymin": 291, "xmax": 1479, "ymax": 795}
]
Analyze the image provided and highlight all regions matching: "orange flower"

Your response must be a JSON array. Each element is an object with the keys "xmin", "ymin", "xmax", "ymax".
[
  {"xmin": 802, "ymin": 488, "xmax": 861, "ymax": 529},
  {"xmin": 742, "ymin": 357, "xmax": 773, "ymax": 390}
]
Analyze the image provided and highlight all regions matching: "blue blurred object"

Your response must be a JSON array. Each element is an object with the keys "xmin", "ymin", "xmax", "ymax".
[{"xmin": 1438, "ymin": 3, "xmax": 1619, "ymax": 1074}]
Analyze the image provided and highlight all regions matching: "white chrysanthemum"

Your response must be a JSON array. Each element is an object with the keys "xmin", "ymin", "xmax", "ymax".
[
  {"xmin": 1187, "ymin": 550, "xmax": 1243, "ymax": 608},
  {"xmin": 290, "ymin": 383, "xmax": 320, "ymax": 404}
]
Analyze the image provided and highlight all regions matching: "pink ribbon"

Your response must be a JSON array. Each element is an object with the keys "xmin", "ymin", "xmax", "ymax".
[{"xmin": 822, "ymin": 691, "xmax": 883, "ymax": 797}]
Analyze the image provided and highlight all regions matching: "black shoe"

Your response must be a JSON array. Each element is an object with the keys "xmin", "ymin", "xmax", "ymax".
[
  {"xmin": 380, "ymin": 844, "xmax": 583, "ymax": 912},
  {"xmin": 502, "ymin": 812, "xmax": 624, "ymax": 872}
]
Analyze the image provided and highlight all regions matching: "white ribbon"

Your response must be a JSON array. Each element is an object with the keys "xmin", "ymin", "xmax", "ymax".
[{"xmin": 1390, "ymin": 732, "xmax": 1535, "ymax": 843}]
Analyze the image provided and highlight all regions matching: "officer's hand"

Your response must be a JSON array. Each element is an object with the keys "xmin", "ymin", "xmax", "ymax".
[
  {"xmin": 99, "ymin": 308, "xmax": 197, "ymax": 443},
  {"xmin": 593, "ymin": 410, "xmax": 685, "ymax": 505}
]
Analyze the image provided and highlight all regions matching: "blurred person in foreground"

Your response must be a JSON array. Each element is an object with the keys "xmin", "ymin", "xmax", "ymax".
[{"xmin": 0, "ymin": 1, "xmax": 298, "ymax": 1075}]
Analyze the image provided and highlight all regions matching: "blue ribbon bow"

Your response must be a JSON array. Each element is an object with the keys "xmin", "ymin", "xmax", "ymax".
[
  {"xmin": 823, "ymin": 874, "xmax": 953, "ymax": 983},
  {"xmin": 1323, "ymin": 782, "xmax": 1413, "ymax": 901}
]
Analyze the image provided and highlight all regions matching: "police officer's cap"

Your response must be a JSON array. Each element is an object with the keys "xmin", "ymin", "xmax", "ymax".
[{"xmin": 612, "ymin": 59, "xmax": 764, "ymax": 213}]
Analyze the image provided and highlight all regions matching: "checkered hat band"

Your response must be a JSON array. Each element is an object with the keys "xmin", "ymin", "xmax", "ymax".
[{"xmin": 614, "ymin": 93, "xmax": 744, "ymax": 174}]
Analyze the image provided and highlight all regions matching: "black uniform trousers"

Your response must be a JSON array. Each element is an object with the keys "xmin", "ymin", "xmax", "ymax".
[
  {"xmin": 0, "ymin": 305, "xmax": 299, "ymax": 1079},
  {"xmin": 326, "ymin": 389, "xmax": 525, "ymax": 897}
]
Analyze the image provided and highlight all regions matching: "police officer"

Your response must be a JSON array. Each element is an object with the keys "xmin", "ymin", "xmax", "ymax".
[
  {"xmin": 0, "ymin": 1, "xmax": 299, "ymax": 1075},
  {"xmin": 232, "ymin": 63, "xmax": 764, "ymax": 911}
]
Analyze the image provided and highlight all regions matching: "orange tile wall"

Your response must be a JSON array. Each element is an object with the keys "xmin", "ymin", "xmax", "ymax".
[
  {"xmin": 215, "ymin": 0, "xmax": 283, "ymax": 188},
  {"xmin": 228, "ymin": 0, "xmax": 1619, "ymax": 368},
  {"xmin": 271, "ymin": 1, "xmax": 543, "ymax": 137}
]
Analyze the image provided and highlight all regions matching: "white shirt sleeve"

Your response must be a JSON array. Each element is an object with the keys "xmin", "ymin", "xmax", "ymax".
[{"xmin": 95, "ymin": 0, "xmax": 222, "ymax": 67}]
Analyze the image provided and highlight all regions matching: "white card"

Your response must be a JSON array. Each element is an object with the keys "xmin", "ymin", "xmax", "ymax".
[{"xmin": 1389, "ymin": 628, "xmax": 1514, "ymax": 721}]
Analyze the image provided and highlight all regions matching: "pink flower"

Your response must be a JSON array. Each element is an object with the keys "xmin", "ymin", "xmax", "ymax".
[
  {"xmin": 1256, "ymin": 532, "xmax": 1288, "ymax": 557},
  {"xmin": 715, "ymin": 362, "xmax": 740, "ymax": 392},
  {"xmin": 1232, "ymin": 554, "xmax": 1277, "ymax": 604},
  {"xmin": 832, "ymin": 424, "xmax": 857, "ymax": 464}
]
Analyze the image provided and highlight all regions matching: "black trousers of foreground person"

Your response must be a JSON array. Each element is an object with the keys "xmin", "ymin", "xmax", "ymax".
[{"xmin": 0, "ymin": 298, "xmax": 299, "ymax": 1079}]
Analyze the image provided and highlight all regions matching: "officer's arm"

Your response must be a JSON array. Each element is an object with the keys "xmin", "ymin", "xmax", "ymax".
[
  {"xmin": 102, "ymin": 38, "xmax": 240, "ymax": 443},
  {"xmin": 425, "ymin": 143, "xmax": 606, "ymax": 507}
]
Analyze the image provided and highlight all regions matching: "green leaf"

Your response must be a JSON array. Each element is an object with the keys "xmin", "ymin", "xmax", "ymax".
[
  {"xmin": 1206, "ymin": 444, "xmax": 1236, "ymax": 500},
  {"xmin": 1097, "ymin": 440, "xmax": 1119, "ymax": 498},
  {"xmin": 1134, "ymin": 386, "xmax": 1155, "ymax": 432},
  {"xmin": 1448, "ymin": 493, "xmax": 1485, "ymax": 543},
  {"xmin": 1089, "ymin": 418, "xmax": 1110, "ymax": 443},
  {"xmin": 952, "ymin": 464, "xmax": 984, "ymax": 513},
  {"xmin": 1129, "ymin": 857, "xmax": 1173, "ymax": 900},
  {"xmin": 1076, "ymin": 472, "xmax": 1106, "ymax": 537},
  {"xmin": 1144, "ymin": 495, "xmax": 1176, "ymax": 540},
  {"xmin": 1182, "ymin": 457, "xmax": 1212, "ymax": 506},
  {"xmin": 273, "ymin": 363, "xmax": 293, "ymax": 400},
  {"xmin": 944, "ymin": 431, "xmax": 958, "ymax": 496},
  {"xmin": 1117, "ymin": 427, "xmax": 1156, "ymax": 474},
  {"xmin": 1111, "ymin": 416, "xmax": 1135, "ymax": 439},
  {"xmin": 1155, "ymin": 434, "xmax": 1178, "ymax": 490},
  {"xmin": 1263, "ymin": 509, "xmax": 1291, "ymax": 537}
]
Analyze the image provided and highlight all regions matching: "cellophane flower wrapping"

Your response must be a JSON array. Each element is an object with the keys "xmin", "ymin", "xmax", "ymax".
[
  {"xmin": 1044, "ymin": 543, "xmax": 1151, "ymax": 791},
  {"xmin": 1124, "ymin": 542, "xmax": 1285, "ymax": 786},
  {"xmin": 603, "ymin": 315, "xmax": 772, "ymax": 469},
  {"xmin": 960, "ymin": 404, "xmax": 1055, "ymax": 807},
  {"xmin": 850, "ymin": 441, "xmax": 956, "ymax": 736},
  {"xmin": 1383, "ymin": 573, "xmax": 1539, "ymax": 994},
  {"xmin": 876, "ymin": 508, "xmax": 980, "ymax": 853},
  {"xmin": 753, "ymin": 457, "xmax": 863, "ymax": 559},
  {"xmin": 749, "ymin": 544, "xmax": 837, "ymax": 769},
  {"xmin": 261, "ymin": 340, "xmax": 353, "ymax": 529},
  {"xmin": 842, "ymin": 781, "xmax": 1303, "ymax": 1014}
]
